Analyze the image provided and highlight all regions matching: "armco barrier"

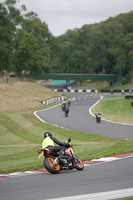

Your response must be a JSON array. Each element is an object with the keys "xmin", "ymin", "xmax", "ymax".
[
  {"xmin": 125, "ymin": 95, "xmax": 133, "ymax": 99},
  {"xmin": 54, "ymin": 89, "xmax": 98, "ymax": 93},
  {"xmin": 53, "ymin": 89, "xmax": 130, "ymax": 94}
]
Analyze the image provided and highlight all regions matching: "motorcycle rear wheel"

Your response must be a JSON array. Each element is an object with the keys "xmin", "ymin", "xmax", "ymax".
[
  {"xmin": 65, "ymin": 112, "xmax": 68, "ymax": 117},
  {"xmin": 96, "ymin": 118, "xmax": 101, "ymax": 123},
  {"xmin": 44, "ymin": 157, "xmax": 61, "ymax": 174},
  {"xmin": 98, "ymin": 118, "xmax": 101, "ymax": 123},
  {"xmin": 74, "ymin": 157, "xmax": 84, "ymax": 170}
]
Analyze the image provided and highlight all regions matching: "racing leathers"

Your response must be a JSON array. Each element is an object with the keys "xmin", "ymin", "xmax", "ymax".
[{"xmin": 42, "ymin": 136, "xmax": 66, "ymax": 158}]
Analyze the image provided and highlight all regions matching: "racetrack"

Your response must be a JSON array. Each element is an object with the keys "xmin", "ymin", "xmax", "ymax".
[
  {"xmin": 35, "ymin": 93, "xmax": 133, "ymax": 140},
  {"xmin": 0, "ymin": 93, "xmax": 133, "ymax": 200},
  {"xmin": 0, "ymin": 157, "xmax": 133, "ymax": 200}
]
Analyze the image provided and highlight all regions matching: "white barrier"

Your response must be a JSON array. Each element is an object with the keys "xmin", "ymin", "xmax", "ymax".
[
  {"xmin": 78, "ymin": 89, "xmax": 83, "ymax": 93},
  {"xmin": 42, "ymin": 96, "xmax": 62, "ymax": 105}
]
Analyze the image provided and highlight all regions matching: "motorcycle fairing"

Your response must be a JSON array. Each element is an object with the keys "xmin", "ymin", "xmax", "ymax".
[{"xmin": 65, "ymin": 147, "xmax": 74, "ymax": 157}]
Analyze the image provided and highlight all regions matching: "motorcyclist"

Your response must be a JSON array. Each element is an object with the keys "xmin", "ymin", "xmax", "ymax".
[
  {"xmin": 62, "ymin": 98, "xmax": 67, "ymax": 111},
  {"xmin": 64, "ymin": 104, "xmax": 69, "ymax": 117},
  {"xmin": 42, "ymin": 132, "xmax": 67, "ymax": 160},
  {"xmin": 95, "ymin": 110, "xmax": 101, "ymax": 119},
  {"xmin": 68, "ymin": 99, "xmax": 71, "ymax": 107},
  {"xmin": 62, "ymin": 98, "xmax": 66, "ymax": 104}
]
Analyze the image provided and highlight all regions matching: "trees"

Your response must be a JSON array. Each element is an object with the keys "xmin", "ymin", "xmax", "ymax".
[
  {"xmin": 52, "ymin": 11, "xmax": 133, "ymax": 80},
  {"xmin": 0, "ymin": 0, "xmax": 24, "ymax": 75},
  {"xmin": 1, "ymin": 0, "xmax": 56, "ymax": 76},
  {"xmin": 0, "ymin": 3, "xmax": 11, "ymax": 74},
  {"xmin": 13, "ymin": 14, "xmax": 52, "ymax": 75},
  {"xmin": 1, "ymin": 0, "xmax": 133, "ymax": 79}
]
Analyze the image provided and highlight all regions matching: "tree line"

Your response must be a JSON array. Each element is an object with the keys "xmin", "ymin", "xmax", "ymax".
[
  {"xmin": 1, "ymin": 0, "xmax": 133, "ymax": 82},
  {"xmin": 0, "ymin": 0, "xmax": 58, "ymax": 76},
  {"xmin": 53, "ymin": 11, "xmax": 133, "ymax": 82}
]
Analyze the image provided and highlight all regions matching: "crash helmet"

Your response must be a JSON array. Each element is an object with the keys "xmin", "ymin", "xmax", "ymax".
[{"xmin": 44, "ymin": 132, "xmax": 52, "ymax": 138}]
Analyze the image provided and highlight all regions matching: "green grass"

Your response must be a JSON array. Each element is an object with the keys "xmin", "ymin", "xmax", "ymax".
[
  {"xmin": 0, "ymin": 99, "xmax": 133, "ymax": 174},
  {"xmin": 103, "ymin": 95, "xmax": 124, "ymax": 99},
  {"xmin": 92, "ymin": 96, "xmax": 133, "ymax": 124},
  {"xmin": 72, "ymin": 82, "xmax": 133, "ymax": 90}
]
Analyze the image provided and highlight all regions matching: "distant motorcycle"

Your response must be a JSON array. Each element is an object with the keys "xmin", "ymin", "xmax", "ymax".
[
  {"xmin": 68, "ymin": 99, "xmax": 71, "ymax": 107},
  {"xmin": 96, "ymin": 114, "xmax": 101, "ymax": 123},
  {"xmin": 64, "ymin": 106, "xmax": 69, "ymax": 117},
  {"xmin": 61, "ymin": 103, "xmax": 66, "ymax": 111},
  {"xmin": 36, "ymin": 138, "xmax": 84, "ymax": 174}
]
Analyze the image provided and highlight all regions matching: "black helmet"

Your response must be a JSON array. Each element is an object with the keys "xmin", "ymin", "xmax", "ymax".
[{"xmin": 44, "ymin": 132, "xmax": 52, "ymax": 138}]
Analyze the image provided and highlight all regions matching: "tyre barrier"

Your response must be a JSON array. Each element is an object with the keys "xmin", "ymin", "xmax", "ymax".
[
  {"xmin": 54, "ymin": 88, "xmax": 131, "ymax": 94},
  {"xmin": 125, "ymin": 95, "xmax": 133, "ymax": 99},
  {"xmin": 54, "ymin": 89, "xmax": 97, "ymax": 93}
]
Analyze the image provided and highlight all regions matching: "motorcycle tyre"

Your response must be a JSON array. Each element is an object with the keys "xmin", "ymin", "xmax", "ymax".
[
  {"xmin": 43, "ymin": 157, "xmax": 61, "ymax": 174},
  {"xmin": 62, "ymin": 108, "xmax": 65, "ymax": 111},
  {"xmin": 74, "ymin": 157, "xmax": 84, "ymax": 171},
  {"xmin": 96, "ymin": 118, "xmax": 101, "ymax": 123},
  {"xmin": 65, "ymin": 112, "xmax": 68, "ymax": 117},
  {"xmin": 98, "ymin": 118, "xmax": 101, "ymax": 123}
]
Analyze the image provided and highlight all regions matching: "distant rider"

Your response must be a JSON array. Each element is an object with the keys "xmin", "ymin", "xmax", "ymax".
[
  {"xmin": 95, "ymin": 110, "xmax": 101, "ymax": 119},
  {"xmin": 62, "ymin": 98, "xmax": 67, "ymax": 111},
  {"xmin": 68, "ymin": 99, "xmax": 71, "ymax": 107}
]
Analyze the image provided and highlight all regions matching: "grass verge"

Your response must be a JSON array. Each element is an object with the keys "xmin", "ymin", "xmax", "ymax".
[
  {"xmin": 91, "ymin": 95, "xmax": 133, "ymax": 124},
  {"xmin": 0, "ymin": 100, "xmax": 133, "ymax": 174}
]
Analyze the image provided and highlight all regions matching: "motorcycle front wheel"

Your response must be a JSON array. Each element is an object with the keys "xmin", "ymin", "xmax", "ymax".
[
  {"xmin": 74, "ymin": 157, "xmax": 84, "ymax": 170},
  {"xmin": 43, "ymin": 157, "xmax": 61, "ymax": 174}
]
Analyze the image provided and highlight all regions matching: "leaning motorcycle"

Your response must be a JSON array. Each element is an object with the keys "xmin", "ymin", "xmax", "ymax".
[
  {"xmin": 36, "ymin": 138, "xmax": 84, "ymax": 174},
  {"xmin": 96, "ymin": 115, "xmax": 101, "ymax": 123},
  {"xmin": 64, "ymin": 106, "xmax": 69, "ymax": 117}
]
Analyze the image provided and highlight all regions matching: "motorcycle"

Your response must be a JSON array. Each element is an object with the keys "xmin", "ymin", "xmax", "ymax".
[
  {"xmin": 68, "ymin": 99, "xmax": 71, "ymax": 107},
  {"xmin": 96, "ymin": 114, "xmax": 101, "ymax": 123},
  {"xmin": 64, "ymin": 106, "xmax": 69, "ymax": 117},
  {"xmin": 36, "ymin": 138, "xmax": 84, "ymax": 174},
  {"xmin": 61, "ymin": 103, "xmax": 66, "ymax": 111}
]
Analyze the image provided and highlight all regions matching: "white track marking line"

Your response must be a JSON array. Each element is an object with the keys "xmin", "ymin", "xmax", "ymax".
[
  {"xmin": 89, "ymin": 96, "xmax": 133, "ymax": 126},
  {"xmin": 44, "ymin": 188, "xmax": 133, "ymax": 200}
]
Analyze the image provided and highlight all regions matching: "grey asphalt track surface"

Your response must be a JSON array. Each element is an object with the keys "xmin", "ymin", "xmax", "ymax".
[
  {"xmin": 0, "ymin": 93, "xmax": 133, "ymax": 200},
  {"xmin": 36, "ymin": 93, "xmax": 133, "ymax": 140},
  {"xmin": 0, "ymin": 157, "xmax": 133, "ymax": 200}
]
